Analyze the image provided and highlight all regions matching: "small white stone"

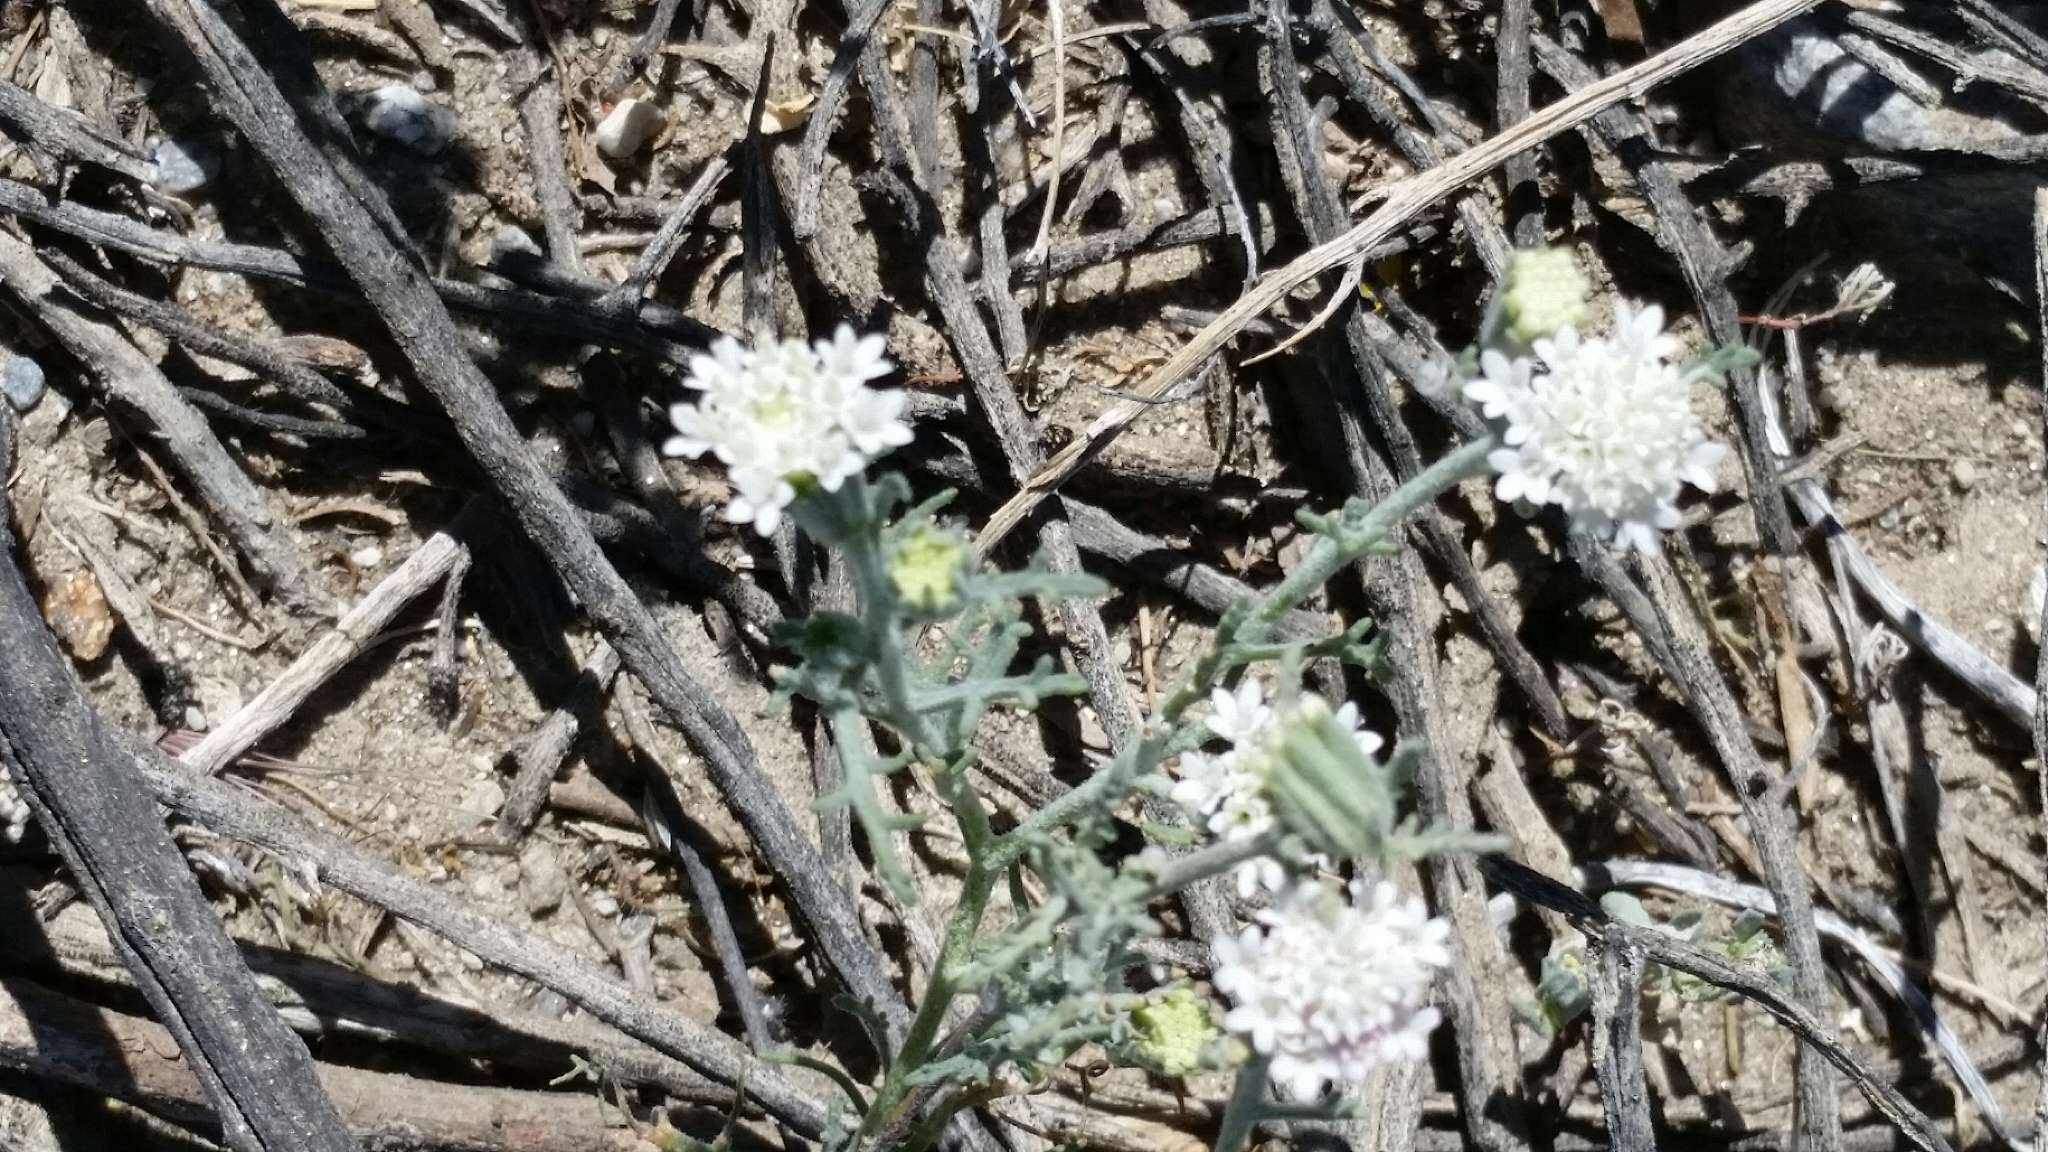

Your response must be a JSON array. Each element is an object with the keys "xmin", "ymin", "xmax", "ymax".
[
  {"xmin": 184, "ymin": 704, "xmax": 209, "ymax": 733},
  {"xmin": 458, "ymin": 778, "xmax": 505, "ymax": 820},
  {"xmin": 587, "ymin": 891, "xmax": 620, "ymax": 917},
  {"xmin": 1951, "ymin": 459, "xmax": 1978, "ymax": 490},
  {"xmin": 519, "ymin": 843, "xmax": 569, "ymax": 915},
  {"xmin": 150, "ymin": 138, "xmax": 218, "ymax": 194},
  {"xmin": 593, "ymin": 98, "xmax": 663, "ymax": 159},
  {"xmin": 349, "ymin": 545, "xmax": 384, "ymax": 569},
  {"xmin": 361, "ymin": 84, "xmax": 456, "ymax": 154}
]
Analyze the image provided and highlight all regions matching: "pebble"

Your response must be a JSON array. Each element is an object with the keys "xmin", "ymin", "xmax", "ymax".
[
  {"xmin": 42, "ymin": 570, "xmax": 113, "ymax": 661},
  {"xmin": 361, "ymin": 84, "xmax": 456, "ymax": 154},
  {"xmin": 1951, "ymin": 459, "xmax": 1978, "ymax": 490},
  {"xmin": 519, "ymin": 842, "xmax": 569, "ymax": 915},
  {"xmin": 593, "ymin": 98, "xmax": 662, "ymax": 159},
  {"xmin": 456, "ymin": 778, "xmax": 505, "ymax": 827},
  {"xmin": 2028, "ymin": 564, "xmax": 2046, "ymax": 645},
  {"xmin": 184, "ymin": 704, "xmax": 209, "ymax": 733},
  {"xmin": 150, "ymin": 139, "xmax": 218, "ymax": 194},
  {"xmin": 349, "ymin": 545, "xmax": 384, "ymax": 569},
  {"xmin": 587, "ymin": 891, "xmax": 620, "ymax": 918},
  {"xmin": 195, "ymin": 677, "xmax": 244, "ymax": 726},
  {"xmin": 2, "ymin": 354, "xmax": 45, "ymax": 412}
]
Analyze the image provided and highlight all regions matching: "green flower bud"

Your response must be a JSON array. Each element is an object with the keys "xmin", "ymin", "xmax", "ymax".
[
  {"xmin": 889, "ymin": 525, "xmax": 966, "ymax": 611},
  {"xmin": 1131, "ymin": 989, "xmax": 1220, "ymax": 1077},
  {"xmin": 1503, "ymin": 247, "xmax": 1591, "ymax": 344},
  {"xmin": 1260, "ymin": 698, "xmax": 1395, "ymax": 862}
]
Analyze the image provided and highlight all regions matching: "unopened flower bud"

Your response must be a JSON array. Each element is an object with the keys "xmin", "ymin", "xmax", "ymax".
[
  {"xmin": 1502, "ymin": 247, "xmax": 1591, "ymax": 345},
  {"xmin": 1131, "ymin": 989, "xmax": 1221, "ymax": 1077},
  {"xmin": 1261, "ymin": 697, "xmax": 1394, "ymax": 861},
  {"xmin": 889, "ymin": 525, "xmax": 966, "ymax": 611}
]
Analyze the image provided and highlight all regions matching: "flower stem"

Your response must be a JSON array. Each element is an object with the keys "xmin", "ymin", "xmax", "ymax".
[
  {"xmin": 1214, "ymin": 1052, "xmax": 1273, "ymax": 1152},
  {"xmin": 1241, "ymin": 435, "xmax": 1497, "ymax": 644},
  {"xmin": 857, "ymin": 860, "xmax": 996, "ymax": 1142},
  {"xmin": 1141, "ymin": 830, "xmax": 1280, "ymax": 901}
]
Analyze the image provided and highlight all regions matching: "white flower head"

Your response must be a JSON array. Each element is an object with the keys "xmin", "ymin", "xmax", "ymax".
[
  {"xmin": 1211, "ymin": 877, "xmax": 1450, "ymax": 1099},
  {"xmin": 1466, "ymin": 301, "xmax": 1727, "ymax": 553},
  {"xmin": 0, "ymin": 777, "xmax": 30, "ymax": 844},
  {"xmin": 664, "ymin": 325, "xmax": 912, "ymax": 535}
]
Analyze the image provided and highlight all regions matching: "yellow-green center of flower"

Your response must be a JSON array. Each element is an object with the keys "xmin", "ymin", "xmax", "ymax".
[
  {"xmin": 750, "ymin": 393, "xmax": 801, "ymax": 432},
  {"xmin": 1132, "ymin": 989, "xmax": 1219, "ymax": 1077},
  {"xmin": 1503, "ymin": 247, "xmax": 1591, "ymax": 344},
  {"xmin": 889, "ymin": 527, "xmax": 965, "ymax": 609}
]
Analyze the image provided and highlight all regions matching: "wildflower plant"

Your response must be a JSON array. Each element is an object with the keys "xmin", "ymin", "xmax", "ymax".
[{"xmin": 657, "ymin": 281, "xmax": 1753, "ymax": 1152}]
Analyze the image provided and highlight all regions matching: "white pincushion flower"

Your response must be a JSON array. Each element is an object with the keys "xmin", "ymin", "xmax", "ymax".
[
  {"xmin": 1465, "ymin": 302, "xmax": 1727, "ymax": 553},
  {"xmin": 664, "ymin": 325, "xmax": 912, "ymax": 535},
  {"xmin": 1211, "ymin": 877, "xmax": 1450, "ymax": 1099},
  {"xmin": 1166, "ymin": 749, "xmax": 1249, "ymax": 824}
]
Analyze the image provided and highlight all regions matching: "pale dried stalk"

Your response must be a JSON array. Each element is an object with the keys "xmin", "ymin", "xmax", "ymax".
[{"xmin": 179, "ymin": 533, "xmax": 468, "ymax": 774}]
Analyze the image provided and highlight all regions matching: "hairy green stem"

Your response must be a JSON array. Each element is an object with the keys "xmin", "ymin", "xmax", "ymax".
[
  {"xmin": 1142, "ymin": 830, "xmax": 1282, "ymax": 900},
  {"xmin": 1241, "ymin": 435, "xmax": 1497, "ymax": 643},
  {"xmin": 1215, "ymin": 1052, "xmax": 1274, "ymax": 1152},
  {"xmin": 858, "ymin": 862, "xmax": 997, "ymax": 1142}
]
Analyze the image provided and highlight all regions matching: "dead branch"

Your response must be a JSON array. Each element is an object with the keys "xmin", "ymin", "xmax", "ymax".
[
  {"xmin": 134, "ymin": 741, "xmax": 830, "ymax": 1137},
  {"xmin": 0, "ymin": 975, "xmax": 650, "ymax": 1151},
  {"xmin": 180, "ymin": 528, "xmax": 471, "ymax": 775},
  {"xmin": 0, "ymin": 413, "xmax": 353, "ymax": 1152},
  {"xmin": 0, "ymin": 230, "xmax": 312, "ymax": 604}
]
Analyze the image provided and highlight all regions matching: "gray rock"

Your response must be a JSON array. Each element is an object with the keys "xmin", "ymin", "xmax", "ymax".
[
  {"xmin": 361, "ymin": 84, "xmax": 456, "ymax": 155},
  {"xmin": 1, "ymin": 354, "xmax": 44, "ymax": 412},
  {"xmin": 518, "ymin": 842, "xmax": 569, "ymax": 915},
  {"xmin": 150, "ymin": 138, "xmax": 218, "ymax": 194}
]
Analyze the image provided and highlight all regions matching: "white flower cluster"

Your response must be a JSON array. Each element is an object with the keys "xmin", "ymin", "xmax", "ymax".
[
  {"xmin": 664, "ymin": 326, "xmax": 913, "ymax": 535},
  {"xmin": 1212, "ymin": 877, "xmax": 1450, "ymax": 1099},
  {"xmin": 1463, "ymin": 302, "xmax": 1726, "ymax": 552},
  {"xmin": 1168, "ymin": 681, "xmax": 1381, "ymax": 896}
]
